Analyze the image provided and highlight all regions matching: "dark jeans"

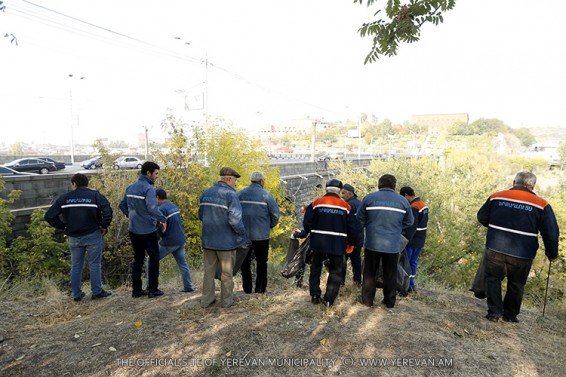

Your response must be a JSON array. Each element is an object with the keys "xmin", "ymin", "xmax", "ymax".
[
  {"xmin": 130, "ymin": 231, "xmax": 160, "ymax": 293},
  {"xmin": 342, "ymin": 246, "xmax": 362, "ymax": 284},
  {"xmin": 241, "ymin": 239, "xmax": 270, "ymax": 293},
  {"xmin": 362, "ymin": 249, "xmax": 399, "ymax": 307},
  {"xmin": 309, "ymin": 252, "xmax": 344, "ymax": 304},
  {"xmin": 485, "ymin": 248, "xmax": 532, "ymax": 320}
]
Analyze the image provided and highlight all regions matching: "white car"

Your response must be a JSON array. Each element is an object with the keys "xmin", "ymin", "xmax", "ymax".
[{"xmin": 112, "ymin": 156, "xmax": 144, "ymax": 170}]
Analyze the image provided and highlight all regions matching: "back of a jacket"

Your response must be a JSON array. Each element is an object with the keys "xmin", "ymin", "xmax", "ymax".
[
  {"xmin": 477, "ymin": 186, "xmax": 559, "ymax": 260},
  {"xmin": 358, "ymin": 188, "xmax": 414, "ymax": 253},
  {"xmin": 199, "ymin": 181, "xmax": 246, "ymax": 251},
  {"xmin": 119, "ymin": 175, "xmax": 165, "ymax": 235},
  {"xmin": 45, "ymin": 187, "xmax": 113, "ymax": 237},
  {"xmin": 238, "ymin": 183, "xmax": 280, "ymax": 241},
  {"xmin": 408, "ymin": 197, "xmax": 429, "ymax": 248},
  {"xmin": 303, "ymin": 193, "xmax": 360, "ymax": 255},
  {"xmin": 158, "ymin": 200, "xmax": 186, "ymax": 247}
]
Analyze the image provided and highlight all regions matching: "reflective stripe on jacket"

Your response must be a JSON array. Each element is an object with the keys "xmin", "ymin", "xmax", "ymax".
[
  {"xmin": 237, "ymin": 182, "xmax": 280, "ymax": 241},
  {"xmin": 118, "ymin": 175, "xmax": 166, "ymax": 235},
  {"xmin": 477, "ymin": 186, "xmax": 559, "ymax": 260},
  {"xmin": 199, "ymin": 181, "xmax": 246, "ymax": 251}
]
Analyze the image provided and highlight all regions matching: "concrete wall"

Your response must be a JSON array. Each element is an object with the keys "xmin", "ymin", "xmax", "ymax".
[{"xmin": 1, "ymin": 159, "xmax": 371, "ymax": 238}]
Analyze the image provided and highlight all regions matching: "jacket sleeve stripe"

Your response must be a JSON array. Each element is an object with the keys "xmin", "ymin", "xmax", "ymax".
[
  {"xmin": 367, "ymin": 206, "xmax": 406, "ymax": 214},
  {"xmin": 127, "ymin": 194, "xmax": 146, "ymax": 200},
  {"xmin": 488, "ymin": 224, "xmax": 538, "ymax": 237},
  {"xmin": 311, "ymin": 229, "xmax": 348, "ymax": 237},
  {"xmin": 240, "ymin": 200, "xmax": 268, "ymax": 206},
  {"xmin": 416, "ymin": 227, "xmax": 427, "ymax": 231},
  {"xmin": 199, "ymin": 203, "xmax": 228, "ymax": 210},
  {"xmin": 166, "ymin": 211, "xmax": 180, "ymax": 219}
]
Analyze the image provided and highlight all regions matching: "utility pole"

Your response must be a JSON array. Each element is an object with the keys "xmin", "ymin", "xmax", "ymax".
[
  {"xmin": 68, "ymin": 74, "xmax": 84, "ymax": 164},
  {"xmin": 143, "ymin": 126, "xmax": 149, "ymax": 160},
  {"xmin": 310, "ymin": 119, "xmax": 317, "ymax": 162}
]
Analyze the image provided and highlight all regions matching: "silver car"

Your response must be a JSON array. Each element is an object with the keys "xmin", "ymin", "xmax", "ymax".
[{"xmin": 112, "ymin": 156, "xmax": 144, "ymax": 170}]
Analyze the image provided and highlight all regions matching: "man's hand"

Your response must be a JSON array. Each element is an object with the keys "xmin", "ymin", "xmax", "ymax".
[
  {"xmin": 99, "ymin": 226, "xmax": 108, "ymax": 236},
  {"xmin": 160, "ymin": 222, "xmax": 167, "ymax": 233}
]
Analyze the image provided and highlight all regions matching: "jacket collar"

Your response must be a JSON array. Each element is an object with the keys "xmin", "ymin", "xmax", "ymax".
[
  {"xmin": 216, "ymin": 180, "xmax": 236, "ymax": 192},
  {"xmin": 139, "ymin": 175, "xmax": 154, "ymax": 185}
]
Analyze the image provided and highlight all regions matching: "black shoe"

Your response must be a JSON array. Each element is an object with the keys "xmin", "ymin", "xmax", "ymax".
[
  {"xmin": 485, "ymin": 314, "xmax": 499, "ymax": 322},
  {"xmin": 148, "ymin": 289, "xmax": 164, "ymax": 298},
  {"xmin": 321, "ymin": 296, "xmax": 332, "ymax": 307},
  {"xmin": 311, "ymin": 295, "xmax": 321, "ymax": 304},
  {"xmin": 502, "ymin": 317, "xmax": 519, "ymax": 323},
  {"xmin": 360, "ymin": 299, "xmax": 373, "ymax": 308},
  {"xmin": 73, "ymin": 292, "xmax": 86, "ymax": 302},
  {"xmin": 380, "ymin": 299, "xmax": 394, "ymax": 309},
  {"xmin": 180, "ymin": 288, "xmax": 196, "ymax": 293},
  {"xmin": 92, "ymin": 290, "xmax": 112, "ymax": 300},
  {"xmin": 132, "ymin": 289, "xmax": 149, "ymax": 298}
]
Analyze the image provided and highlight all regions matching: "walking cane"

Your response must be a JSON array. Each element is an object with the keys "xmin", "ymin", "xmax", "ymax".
[{"xmin": 542, "ymin": 260, "xmax": 552, "ymax": 317}]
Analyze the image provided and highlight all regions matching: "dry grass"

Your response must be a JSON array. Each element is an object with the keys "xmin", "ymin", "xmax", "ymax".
[{"xmin": 0, "ymin": 267, "xmax": 565, "ymax": 377}]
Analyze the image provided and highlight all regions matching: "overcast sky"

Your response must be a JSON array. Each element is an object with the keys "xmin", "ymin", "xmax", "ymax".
[{"xmin": 1, "ymin": 0, "xmax": 565, "ymax": 147}]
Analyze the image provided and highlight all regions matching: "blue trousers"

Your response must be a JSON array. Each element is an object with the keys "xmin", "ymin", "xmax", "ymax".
[
  {"xmin": 68, "ymin": 230, "xmax": 104, "ymax": 298},
  {"xmin": 146, "ymin": 243, "xmax": 193, "ymax": 290}
]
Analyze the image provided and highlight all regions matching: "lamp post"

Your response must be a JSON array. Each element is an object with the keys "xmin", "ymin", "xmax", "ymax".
[{"xmin": 68, "ymin": 74, "xmax": 84, "ymax": 164}]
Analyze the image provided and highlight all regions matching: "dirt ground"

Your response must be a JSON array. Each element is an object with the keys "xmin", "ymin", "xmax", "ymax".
[{"xmin": 1, "ymin": 270, "xmax": 564, "ymax": 377}]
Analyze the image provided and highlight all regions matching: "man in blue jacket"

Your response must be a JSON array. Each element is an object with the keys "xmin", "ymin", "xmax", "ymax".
[
  {"xmin": 119, "ymin": 161, "xmax": 167, "ymax": 298},
  {"xmin": 295, "ymin": 178, "xmax": 362, "ymax": 307},
  {"xmin": 340, "ymin": 183, "xmax": 364, "ymax": 286},
  {"xmin": 477, "ymin": 171, "xmax": 559, "ymax": 323},
  {"xmin": 358, "ymin": 174, "xmax": 414, "ymax": 309},
  {"xmin": 146, "ymin": 189, "xmax": 195, "ymax": 293},
  {"xmin": 199, "ymin": 167, "xmax": 246, "ymax": 308},
  {"xmin": 45, "ymin": 173, "xmax": 113, "ymax": 301},
  {"xmin": 238, "ymin": 171, "xmax": 280, "ymax": 294}
]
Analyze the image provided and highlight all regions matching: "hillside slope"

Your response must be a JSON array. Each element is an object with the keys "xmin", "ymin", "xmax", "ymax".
[{"xmin": 0, "ymin": 279, "xmax": 563, "ymax": 377}]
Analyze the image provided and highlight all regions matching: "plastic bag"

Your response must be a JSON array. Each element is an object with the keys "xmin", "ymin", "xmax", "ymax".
[{"xmin": 281, "ymin": 235, "xmax": 311, "ymax": 278}]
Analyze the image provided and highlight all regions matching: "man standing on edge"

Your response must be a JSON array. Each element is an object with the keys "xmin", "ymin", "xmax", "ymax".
[
  {"xmin": 340, "ymin": 183, "xmax": 363, "ymax": 286},
  {"xmin": 477, "ymin": 171, "xmax": 559, "ymax": 323},
  {"xmin": 400, "ymin": 186, "xmax": 429, "ymax": 293},
  {"xmin": 238, "ymin": 171, "xmax": 280, "ymax": 294},
  {"xmin": 146, "ymin": 189, "xmax": 195, "ymax": 293},
  {"xmin": 45, "ymin": 173, "xmax": 113, "ymax": 301},
  {"xmin": 119, "ymin": 161, "xmax": 167, "ymax": 298},
  {"xmin": 294, "ymin": 178, "xmax": 361, "ymax": 307},
  {"xmin": 358, "ymin": 174, "xmax": 413, "ymax": 309},
  {"xmin": 199, "ymin": 167, "xmax": 246, "ymax": 308}
]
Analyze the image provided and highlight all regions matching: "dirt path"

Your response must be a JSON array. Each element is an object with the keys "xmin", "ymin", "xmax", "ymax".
[{"xmin": 1, "ymin": 281, "xmax": 564, "ymax": 377}]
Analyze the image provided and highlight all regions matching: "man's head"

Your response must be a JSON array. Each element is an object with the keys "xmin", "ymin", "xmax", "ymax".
[
  {"xmin": 251, "ymin": 171, "xmax": 265, "ymax": 187},
  {"xmin": 219, "ymin": 166, "xmax": 241, "ymax": 188},
  {"xmin": 71, "ymin": 173, "xmax": 89, "ymax": 190},
  {"xmin": 378, "ymin": 174, "xmax": 397, "ymax": 190},
  {"xmin": 156, "ymin": 188, "xmax": 167, "ymax": 205},
  {"xmin": 141, "ymin": 161, "xmax": 160, "ymax": 183},
  {"xmin": 399, "ymin": 186, "xmax": 415, "ymax": 199},
  {"xmin": 326, "ymin": 178, "xmax": 343, "ymax": 194},
  {"xmin": 341, "ymin": 183, "xmax": 356, "ymax": 200},
  {"xmin": 514, "ymin": 171, "xmax": 537, "ymax": 190}
]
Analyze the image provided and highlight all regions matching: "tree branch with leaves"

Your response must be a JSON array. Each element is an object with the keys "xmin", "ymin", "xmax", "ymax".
[{"xmin": 355, "ymin": 0, "xmax": 456, "ymax": 63}]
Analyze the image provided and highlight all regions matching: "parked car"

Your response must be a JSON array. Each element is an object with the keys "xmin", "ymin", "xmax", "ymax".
[
  {"xmin": 80, "ymin": 156, "xmax": 103, "ymax": 170},
  {"xmin": 112, "ymin": 156, "xmax": 144, "ymax": 170},
  {"xmin": 3, "ymin": 158, "xmax": 57, "ymax": 174},
  {"xmin": 38, "ymin": 157, "xmax": 66, "ymax": 170},
  {"xmin": 0, "ymin": 166, "xmax": 38, "ymax": 176}
]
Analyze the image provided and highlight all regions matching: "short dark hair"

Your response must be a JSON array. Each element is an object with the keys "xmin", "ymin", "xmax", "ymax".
[
  {"xmin": 71, "ymin": 173, "xmax": 89, "ymax": 188},
  {"xmin": 141, "ymin": 161, "xmax": 160, "ymax": 175},
  {"xmin": 399, "ymin": 186, "xmax": 415, "ymax": 197},
  {"xmin": 378, "ymin": 174, "xmax": 396, "ymax": 189},
  {"xmin": 155, "ymin": 188, "xmax": 167, "ymax": 199}
]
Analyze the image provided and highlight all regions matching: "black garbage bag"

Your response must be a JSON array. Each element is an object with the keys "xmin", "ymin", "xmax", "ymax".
[
  {"xmin": 214, "ymin": 244, "xmax": 250, "ymax": 280},
  {"xmin": 469, "ymin": 251, "xmax": 487, "ymax": 299},
  {"xmin": 375, "ymin": 235, "xmax": 410, "ymax": 295},
  {"xmin": 281, "ymin": 235, "xmax": 311, "ymax": 278}
]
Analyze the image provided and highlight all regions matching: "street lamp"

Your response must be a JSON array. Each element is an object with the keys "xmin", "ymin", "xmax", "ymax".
[{"xmin": 68, "ymin": 74, "xmax": 84, "ymax": 164}]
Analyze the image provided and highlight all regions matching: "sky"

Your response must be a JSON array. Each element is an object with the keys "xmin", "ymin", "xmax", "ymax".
[{"xmin": 1, "ymin": 0, "xmax": 565, "ymax": 147}]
